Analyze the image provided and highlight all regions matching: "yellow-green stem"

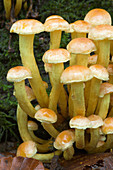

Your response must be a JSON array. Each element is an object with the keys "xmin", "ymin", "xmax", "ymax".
[
  {"xmin": 76, "ymin": 32, "xmax": 86, "ymax": 38},
  {"xmin": 109, "ymin": 75, "xmax": 113, "ymax": 84},
  {"xmin": 63, "ymin": 146, "xmax": 74, "ymax": 160},
  {"xmin": 14, "ymin": 0, "xmax": 22, "ymax": 17},
  {"xmin": 3, "ymin": 0, "xmax": 11, "ymax": 19},
  {"xmin": 84, "ymin": 80, "xmax": 91, "ymax": 110},
  {"xmin": 69, "ymin": 53, "xmax": 77, "ymax": 66},
  {"xmin": 19, "ymin": 34, "xmax": 49, "ymax": 108},
  {"xmin": 108, "ymin": 107, "xmax": 113, "ymax": 117},
  {"xmin": 71, "ymin": 32, "xmax": 77, "ymax": 39},
  {"xmin": 76, "ymin": 54, "xmax": 89, "ymax": 67},
  {"xmin": 50, "ymin": 30, "xmax": 62, "ymax": 49},
  {"xmin": 75, "ymin": 129, "xmax": 85, "ymax": 149}
]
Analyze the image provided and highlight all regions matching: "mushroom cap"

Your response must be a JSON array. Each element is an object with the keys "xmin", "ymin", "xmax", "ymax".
[
  {"xmin": 65, "ymin": 23, "xmax": 75, "ymax": 33},
  {"xmin": 84, "ymin": 8, "xmax": 112, "ymax": 26},
  {"xmin": 60, "ymin": 65, "xmax": 93, "ymax": 84},
  {"xmin": 43, "ymin": 81, "xmax": 48, "ymax": 89},
  {"xmin": 7, "ymin": 66, "xmax": 32, "ymax": 82},
  {"xmin": 35, "ymin": 105, "xmax": 41, "ymax": 111},
  {"xmin": 71, "ymin": 20, "xmax": 93, "ymax": 33},
  {"xmin": 28, "ymin": 120, "xmax": 38, "ymax": 131},
  {"xmin": 34, "ymin": 108, "xmax": 57, "ymax": 123},
  {"xmin": 42, "ymin": 48, "xmax": 70, "ymax": 64},
  {"xmin": 44, "ymin": 63, "xmax": 52, "ymax": 73},
  {"xmin": 88, "ymin": 115, "xmax": 104, "ymax": 128},
  {"xmin": 54, "ymin": 130, "xmax": 75, "ymax": 151},
  {"xmin": 88, "ymin": 24, "xmax": 113, "ymax": 40},
  {"xmin": 25, "ymin": 86, "xmax": 35, "ymax": 101},
  {"xmin": 45, "ymin": 15, "xmax": 63, "ymax": 22},
  {"xmin": 88, "ymin": 54, "xmax": 97, "ymax": 66},
  {"xmin": 69, "ymin": 115, "xmax": 91, "ymax": 129},
  {"xmin": 107, "ymin": 64, "xmax": 113, "ymax": 76},
  {"xmin": 101, "ymin": 117, "xmax": 113, "ymax": 134},
  {"xmin": 99, "ymin": 82, "xmax": 113, "ymax": 98},
  {"xmin": 10, "ymin": 19, "xmax": 44, "ymax": 35},
  {"xmin": 67, "ymin": 38, "xmax": 96, "ymax": 54},
  {"xmin": 16, "ymin": 141, "xmax": 37, "ymax": 157},
  {"xmin": 44, "ymin": 18, "xmax": 69, "ymax": 32},
  {"xmin": 89, "ymin": 64, "xmax": 109, "ymax": 81}
]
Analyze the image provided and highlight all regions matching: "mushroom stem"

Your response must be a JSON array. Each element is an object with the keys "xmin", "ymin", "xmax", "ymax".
[
  {"xmin": 89, "ymin": 134, "xmax": 113, "ymax": 153},
  {"xmin": 76, "ymin": 54, "xmax": 89, "ymax": 67},
  {"xmin": 69, "ymin": 53, "xmax": 77, "ymax": 66},
  {"xmin": 84, "ymin": 128, "xmax": 100, "ymax": 153},
  {"xmin": 14, "ymin": 81, "xmax": 36, "ymax": 118},
  {"xmin": 3, "ymin": 0, "xmax": 11, "ymax": 19},
  {"xmin": 19, "ymin": 34, "xmax": 49, "ymax": 108},
  {"xmin": 42, "ymin": 122, "xmax": 59, "ymax": 138},
  {"xmin": 71, "ymin": 82, "xmax": 85, "ymax": 116},
  {"xmin": 87, "ymin": 78, "xmax": 102, "ymax": 116},
  {"xmin": 108, "ymin": 107, "xmax": 113, "ymax": 117},
  {"xmin": 98, "ymin": 94, "xmax": 110, "ymax": 119},
  {"xmin": 50, "ymin": 30, "xmax": 62, "ymax": 49},
  {"xmin": 63, "ymin": 146, "xmax": 74, "ymax": 160},
  {"xmin": 97, "ymin": 40, "xmax": 110, "ymax": 68},
  {"xmin": 84, "ymin": 80, "xmax": 91, "ymax": 109},
  {"xmin": 32, "ymin": 150, "xmax": 62, "ymax": 162},
  {"xmin": 76, "ymin": 32, "xmax": 87, "ymax": 38},
  {"xmin": 75, "ymin": 129, "xmax": 85, "ymax": 149},
  {"xmin": 14, "ymin": 0, "xmax": 22, "ymax": 17},
  {"xmin": 95, "ymin": 98, "xmax": 102, "ymax": 115}
]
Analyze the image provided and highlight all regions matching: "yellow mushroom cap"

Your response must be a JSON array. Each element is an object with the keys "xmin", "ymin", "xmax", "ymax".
[
  {"xmin": 60, "ymin": 65, "xmax": 93, "ymax": 84},
  {"xmin": 42, "ymin": 48, "xmax": 70, "ymax": 64},
  {"xmin": 71, "ymin": 20, "xmax": 93, "ymax": 33},
  {"xmin": 16, "ymin": 141, "xmax": 37, "ymax": 158},
  {"xmin": 69, "ymin": 115, "xmax": 91, "ymax": 129},
  {"xmin": 25, "ymin": 86, "xmax": 36, "ymax": 101},
  {"xmin": 28, "ymin": 120, "xmax": 38, "ymax": 131},
  {"xmin": 44, "ymin": 63, "xmax": 53, "ymax": 73},
  {"xmin": 88, "ymin": 115, "xmax": 104, "ymax": 128},
  {"xmin": 54, "ymin": 130, "xmax": 75, "ymax": 151},
  {"xmin": 7, "ymin": 66, "xmax": 32, "ymax": 82},
  {"xmin": 67, "ymin": 38, "xmax": 96, "ymax": 54},
  {"xmin": 89, "ymin": 64, "xmax": 109, "ymax": 81},
  {"xmin": 99, "ymin": 82, "xmax": 113, "ymax": 98},
  {"xmin": 107, "ymin": 64, "xmax": 113, "ymax": 76},
  {"xmin": 45, "ymin": 15, "xmax": 63, "ymax": 22},
  {"xmin": 44, "ymin": 18, "xmax": 69, "ymax": 32},
  {"xmin": 88, "ymin": 24, "xmax": 113, "ymax": 40},
  {"xmin": 10, "ymin": 19, "xmax": 44, "ymax": 35},
  {"xmin": 101, "ymin": 117, "xmax": 113, "ymax": 134},
  {"xmin": 35, "ymin": 108, "xmax": 57, "ymax": 123},
  {"xmin": 84, "ymin": 8, "xmax": 112, "ymax": 26}
]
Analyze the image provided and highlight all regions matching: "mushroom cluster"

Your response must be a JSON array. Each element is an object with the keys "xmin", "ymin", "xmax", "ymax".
[{"xmin": 6, "ymin": 8, "xmax": 113, "ymax": 162}]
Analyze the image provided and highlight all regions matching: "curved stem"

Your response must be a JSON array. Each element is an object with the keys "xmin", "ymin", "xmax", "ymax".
[
  {"xmin": 98, "ymin": 94, "xmax": 110, "ymax": 119},
  {"xmin": 50, "ymin": 30, "xmax": 62, "ymax": 49},
  {"xmin": 14, "ymin": 0, "xmax": 22, "ymax": 17},
  {"xmin": 32, "ymin": 150, "xmax": 62, "ymax": 162},
  {"xmin": 87, "ymin": 78, "xmax": 101, "ymax": 116},
  {"xmin": 3, "ymin": 0, "xmax": 11, "ymax": 19},
  {"xmin": 42, "ymin": 122, "xmax": 59, "ymax": 138},
  {"xmin": 19, "ymin": 34, "xmax": 49, "ymax": 108},
  {"xmin": 14, "ymin": 81, "xmax": 36, "ymax": 118}
]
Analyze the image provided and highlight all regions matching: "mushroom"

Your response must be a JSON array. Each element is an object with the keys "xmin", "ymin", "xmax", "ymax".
[
  {"xmin": 69, "ymin": 115, "xmax": 91, "ymax": 149},
  {"xmin": 54, "ymin": 130, "xmax": 75, "ymax": 160},
  {"xmin": 17, "ymin": 141, "xmax": 62, "ymax": 162},
  {"xmin": 7, "ymin": 66, "xmax": 36, "ymax": 118},
  {"xmin": 67, "ymin": 38, "xmax": 96, "ymax": 67},
  {"xmin": 86, "ymin": 64, "xmax": 109, "ymax": 116},
  {"xmin": 28, "ymin": 120, "xmax": 49, "ymax": 144},
  {"xmin": 107, "ymin": 64, "xmax": 113, "ymax": 84},
  {"xmin": 88, "ymin": 54, "xmax": 98, "ymax": 67},
  {"xmin": 42, "ymin": 49, "xmax": 70, "ymax": 118},
  {"xmin": 60, "ymin": 65, "xmax": 93, "ymax": 117},
  {"xmin": 88, "ymin": 24, "xmax": 113, "ymax": 68},
  {"xmin": 35, "ymin": 108, "xmax": 59, "ymax": 138},
  {"xmin": 90, "ymin": 117, "xmax": 113, "ymax": 153},
  {"xmin": 44, "ymin": 18, "xmax": 69, "ymax": 49},
  {"xmin": 97, "ymin": 82, "xmax": 113, "ymax": 119},
  {"xmin": 14, "ymin": 0, "xmax": 22, "ymax": 17},
  {"xmin": 84, "ymin": 115, "xmax": 104, "ymax": 153},
  {"xmin": 3, "ymin": 0, "xmax": 11, "ymax": 19},
  {"xmin": 70, "ymin": 20, "xmax": 93, "ymax": 39},
  {"xmin": 45, "ymin": 15, "xmax": 63, "ymax": 22},
  {"xmin": 10, "ymin": 19, "xmax": 49, "ymax": 108}
]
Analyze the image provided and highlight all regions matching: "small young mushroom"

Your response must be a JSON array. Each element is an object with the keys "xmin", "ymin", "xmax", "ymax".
[
  {"xmin": 7, "ymin": 66, "xmax": 36, "ymax": 118},
  {"xmin": 35, "ymin": 108, "xmax": 59, "ymax": 138},
  {"xmin": 10, "ymin": 19, "xmax": 49, "ymax": 108},
  {"xmin": 84, "ymin": 115, "xmax": 104, "ymax": 153},
  {"xmin": 90, "ymin": 117, "xmax": 113, "ymax": 153},
  {"xmin": 60, "ymin": 65, "xmax": 93, "ymax": 117},
  {"xmin": 88, "ymin": 24, "xmax": 113, "ymax": 68},
  {"xmin": 45, "ymin": 15, "xmax": 63, "ymax": 22},
  {"xmin": 97, "ymin": 82, "xmax": 113, "ymax": 119},
  {"xmin": 54, "ymin": 130, "xmax": 75, "ymax": 160},
  {"xmin": 42, "ymin": 48, "xmax": 70, "ymax": 118},
  {"xmin": 67, "ymin": 38, "xmax": 96, "ymax": 67},
  {"xmin": 44, "ymin": 18, "xmax": 69, "ymax": 49},
  {"xmin": 69, "ymin": 115, "xmax": 91, "ymax": 149},
  {"xmin": 87, "ymin": 64, "xmax": 109, "ymax": 116}
]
